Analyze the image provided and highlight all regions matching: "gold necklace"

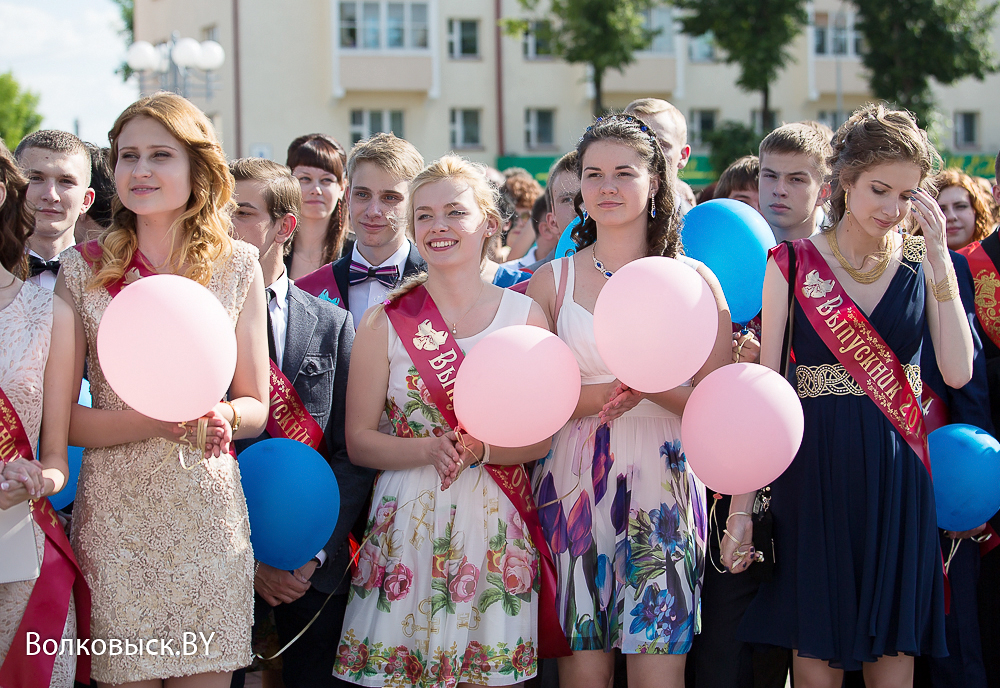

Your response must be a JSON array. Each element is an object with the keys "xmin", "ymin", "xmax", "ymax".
[
  {"xmin": 826, "ymin": 229, "xmax": 892, "ymax": 284},
  {"xmin": 447, "ymin": 281, "xmax": 486, "ymax": 335}
]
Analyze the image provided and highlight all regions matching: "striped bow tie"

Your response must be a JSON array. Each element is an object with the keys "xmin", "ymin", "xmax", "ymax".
[{"xmin": 348, "ymin": 261, "xmax": 399, "ymax": 288}]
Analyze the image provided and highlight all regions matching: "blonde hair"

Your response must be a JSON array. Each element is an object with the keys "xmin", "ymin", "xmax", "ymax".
[
  {"xmin": 91, "ymin": 92, "xmax": 233, "ymax": 289},
  {"xmin": 759, "ymin": 122, "xmax": 834, "ymax": 179},
  {"xmin": 375, "ymin": 155, "xmax": 500, "ymax": 314},
  {"xmin": 624, "ymin": 98, "xmax": 688, "ymax": 144},
  {"xmin": 347, "ymin": 132, "xmax": 424, "ymax": 183}
]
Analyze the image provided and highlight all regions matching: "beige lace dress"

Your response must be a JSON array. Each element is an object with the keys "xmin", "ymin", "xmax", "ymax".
[
  {"xmin": 61, "ymin": 242, "xmax": 258, "ymax": 683},
  {"xmin": 0, "ymin": 281, "xmax": 77, "ymax": 687}
]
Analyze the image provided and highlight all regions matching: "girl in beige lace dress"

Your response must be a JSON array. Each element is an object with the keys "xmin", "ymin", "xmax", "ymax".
[{"xmin": 55, "ymin": 94, "xmax": 270, "ymax": 688}]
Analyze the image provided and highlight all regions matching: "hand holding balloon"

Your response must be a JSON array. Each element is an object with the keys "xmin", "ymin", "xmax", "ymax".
[
  {"xmin": 598, "ymin": 383, "xmax": 644, "ymax": 424},
  {"xmin": 147, "ymin": 406, "xmax": 232, "ymax": 458},
  {"xmin": 732, "ymin": 331, "xmax": 760, "ymax": 364},
  {"xmin": 426, "ymin": 432, "xmax": 462, "ymax": 487}
]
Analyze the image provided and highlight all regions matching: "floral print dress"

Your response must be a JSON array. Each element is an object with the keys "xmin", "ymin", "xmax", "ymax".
[
  {"xmin": 532, "ymin": 257, "xmax": 708, "ymax": 655},
  {"xmin": 335, "ymin": 290, "xmax": 539, "ymax": 687}
]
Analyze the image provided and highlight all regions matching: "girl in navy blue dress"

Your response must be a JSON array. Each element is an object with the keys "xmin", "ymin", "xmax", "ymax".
[{"xmin": 725, "ymin": 105, "xmax": 975, "ymax": 688}]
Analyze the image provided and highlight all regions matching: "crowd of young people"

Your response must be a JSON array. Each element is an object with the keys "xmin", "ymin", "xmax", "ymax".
[{"xmin": 0, "ymin": 90, "xmax": 998, "ymax": 688}]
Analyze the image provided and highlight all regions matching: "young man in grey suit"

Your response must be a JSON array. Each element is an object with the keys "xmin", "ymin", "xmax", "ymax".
[{"xmin": 230, "ymin": 158, "xmax": 374, "ymax": 688}]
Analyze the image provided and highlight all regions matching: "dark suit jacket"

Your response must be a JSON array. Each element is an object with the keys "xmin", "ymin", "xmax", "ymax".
[
  {"xmin": 235, "ymin": 283, "xmax": 376, "ymax": 595},
  {"xmin": 330, "ymin": 241, "xmax": 426, "ymax": 313}
]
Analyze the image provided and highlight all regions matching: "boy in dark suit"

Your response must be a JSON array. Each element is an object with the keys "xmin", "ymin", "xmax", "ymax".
[{"xmin": 230, "ymin": 157, "xmax": 374, "ymax": 688}]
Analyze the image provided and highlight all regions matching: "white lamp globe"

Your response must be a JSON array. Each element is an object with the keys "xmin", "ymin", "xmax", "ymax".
[
  {"xmin": 126, "ymin": 41, "xmax": 159, "ymax": 71},
  {"xmin": 171, "ymin": 37, "xmax": 202, "ymax": 68},
  {"xmin": 198, "ymin": 41, "xmax": 226, "ymax": 71}
]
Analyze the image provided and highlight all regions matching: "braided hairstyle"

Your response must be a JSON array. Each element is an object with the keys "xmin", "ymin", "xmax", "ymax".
[
  {"xmin": 570, "ymin": 113, "xmax": 681, "ymax": 258},
  {"xmin": 827, "ymin": 103, "xmax": 940, "ymax": 231}
]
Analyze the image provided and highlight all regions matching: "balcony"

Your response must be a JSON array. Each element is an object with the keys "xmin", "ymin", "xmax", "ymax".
[{"xmin": 339, "ymin": 54, "xmax": 434, "ymax": 92}]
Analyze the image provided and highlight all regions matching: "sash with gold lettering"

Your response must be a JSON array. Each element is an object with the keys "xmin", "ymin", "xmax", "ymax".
[
  {"xmin": 384, "ymin": 285, "xmax": 572, "ymax": 658},
  {"xmin": 295, "ymin": 265, "xmax": 345, "ymax": 309},
  {"xmin": 75, "ymin": 239, "xmax": 157, "ymax": 297},
  {"xmin": 773, "ymin": 241, "xmax": 932, "ymax": 476},
  {"xmin": 959, "ymin": 240, "xmax": 1000, "ymax": 350},
  {"xmin": 267, "ymin": 360, "xmax": 327, "ymax": 453},
  {"xmin": 0, "ymin": 387, "xmax": 91, "ymax": 688}
]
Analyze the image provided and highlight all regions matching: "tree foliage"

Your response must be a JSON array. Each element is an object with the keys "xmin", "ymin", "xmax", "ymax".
[
  {"xmin": 111, "ymin": 0, "xmax": 135, "ymax": 82},
  {"xmin": 704, "ymin": 121, "xmax": 763, "ymax": 177},
  {"xmin": 0, "ymin": 72, "xmax": 43, "ymax": 151},
  {"xmin": 673, "ymin": 0, "xmax": 807, "ymax": 132},
  {"xmin": 852, "ymin": 0, "xmax": 999, "ymax": 127},
  {"xmin": 505, "ymin": 0, "xmax": 658, "ymax": 116}
]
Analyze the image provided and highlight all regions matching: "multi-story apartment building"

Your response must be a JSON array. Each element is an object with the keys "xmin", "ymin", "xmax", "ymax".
[{"xmin": 133, "ymin": 0, "xmax": 1000, "ymax": 185}]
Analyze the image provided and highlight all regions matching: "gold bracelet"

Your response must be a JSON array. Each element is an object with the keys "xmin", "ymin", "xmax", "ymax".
[
  {"xmin": 222, "ymin": 400, "xmax": 241, "ymax": 433},
  {"xmin": 929, "ymin": 267, "xmax": 959, "ymax": 302}
]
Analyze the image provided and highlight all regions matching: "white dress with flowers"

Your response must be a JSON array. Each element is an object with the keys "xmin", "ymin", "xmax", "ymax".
[{"xmin": 334, "ymin": 289, "xmax": 539, "ymax": 688}]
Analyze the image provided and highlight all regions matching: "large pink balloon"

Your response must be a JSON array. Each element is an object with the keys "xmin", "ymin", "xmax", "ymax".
[
  {"xmin": 594, "ymin": 256, "xmax": 717, "ymax": 393},
  {"xmin": 97, "ymin": 274, "xmax": 238, "ymax": 422},
  {"xmin": 454, "ymin": 325, "xmax": 581, "ymax": 447},
  {"xmin": 681, "ymin": 363, "xmax": 803, "ymax": 495}
]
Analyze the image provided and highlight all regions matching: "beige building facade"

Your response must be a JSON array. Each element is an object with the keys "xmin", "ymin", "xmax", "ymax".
[{"xmin": 133, "ymin": 0, "xmax": 1000, "ymax": 185}]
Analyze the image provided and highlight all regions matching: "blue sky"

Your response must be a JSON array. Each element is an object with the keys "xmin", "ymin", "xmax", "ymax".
[{"xmin": 0, "ymin": 0, "xmax": 139, "ymax": 146}]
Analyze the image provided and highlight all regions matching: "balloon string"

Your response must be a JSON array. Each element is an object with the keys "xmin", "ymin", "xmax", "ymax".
[
  {"xmin": 535, "ymin": 422, "xmax": 602, "ymax": 510},
  {"xmin": 944, "ymin": 538, "xmax": 961, "ymax": 575},
  {"xmin": 151, "ymin": 418, "xmax": 209, "ymax": 474},
  {"xmin": 708, "ymin": 494, "xmax": 728, "ymax": 574}
]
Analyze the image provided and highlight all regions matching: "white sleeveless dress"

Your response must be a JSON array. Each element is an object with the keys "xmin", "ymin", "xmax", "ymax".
[
  {"xmin": 0, "ymin": 282, "xmax": 77, "ymax": 687},
  {"xmin": 532, "ymin": 257, "xmax": 707, "ymax": 654},
  {"xmin": 335, "ymin": 289, "xmax": 540, "ymax": 687}
]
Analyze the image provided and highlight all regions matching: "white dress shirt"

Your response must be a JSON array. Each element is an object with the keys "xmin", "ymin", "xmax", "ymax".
[
  {"xmin": 500, "ymin": 244, "xmax": 538, "ymax": 271},
  {"xmin": 26, "ymin": 249, "xmax": 61, "ymax": 291},
  {"xmin": 266, "ymin": 271, "xmax": 290, "ymax": 369},
  {"xmin": 347, "ymin": 241, "xmax": 411, "ymax": 328}
]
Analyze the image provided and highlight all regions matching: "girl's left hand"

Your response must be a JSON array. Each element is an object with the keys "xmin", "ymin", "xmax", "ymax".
[
  {"xmin": 441, "ymin": 431, "xmax": 484, "ymax": 490},
  {"xmin": 179, "ymin": 407, "xmax": 233, "ymax": 459},
  {"xmin": 598, "ymin": 382, "xmax": 644, "ymax": 424},
  {"xmin": 909, "ymin": 187, "xmax": 950, "ymax": 263}
]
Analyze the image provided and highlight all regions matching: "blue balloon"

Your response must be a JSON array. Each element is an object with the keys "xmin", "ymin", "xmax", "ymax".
[
  {"xmin": 50, "ymin": 446, "xmax": 83, "ymax": 511},
  {"xmin": 928, "ymin": 423, "xmax": 1000, "ymax": 532},
  {"xmin": 239, "ymin": 438, "xmax": 340, "ymax": 570},
  {"xmin": 680, "ymin": 199, "xmax": 776, "ymax": 325},
  {"xmin": 554, "ymin": 216, "xmax": 581, "ymax": 259}
]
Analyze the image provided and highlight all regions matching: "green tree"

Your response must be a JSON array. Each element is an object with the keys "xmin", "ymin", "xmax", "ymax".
[
  {"xmin": 673, "ymin": 0, "xmax": 807, "ymax": 133},
  {"xmin": 852, "ymin": 0, "xmax": 998, "ymax": 127},
  {"xmin": 505, "ymin": 0, "xmax": 658, "ymax": 116},
  {"xmin": 0, "ymin": 72, "xmax": 43, "ymax": 150},
  {"xmin": 111, "ymin": 0, "xmax": 135, "ymax": 81},
  {"xmin": 704, "ymin": 121, "xmax": 763, "ymax": 177}
]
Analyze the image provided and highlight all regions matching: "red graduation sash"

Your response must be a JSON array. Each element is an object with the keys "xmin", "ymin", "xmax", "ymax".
[
  {"xmin": 384, "ymin": 285, "xmax": 572, "ymax": 658},
  {"xmin": 75, "ymin": 239, "xmax": 157, "ymax": 297},
  {"xmin": 267, "ymin": 360, "xmax": 327, "ymax": 453},
  {"xmin": 295, "ymin": 265, "xmax": 345, "ymax": 309},
  {"xmin": 773, "ymin": 241, "xmax": 932, "ymax": 477},
  {"xmin": 0, "ymin": 388, "xmax": 91, "ymax": 688},
  {"xmin": 921, "ymin": 385, "xmax": 950, "ymax": 434},
  {"xmin": 959, "ymin": 240, "xmax": 1000, "ymax": 350}
]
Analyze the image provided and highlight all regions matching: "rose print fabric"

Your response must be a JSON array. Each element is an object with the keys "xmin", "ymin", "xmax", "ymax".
[
  {"xmin": 531, "ymin": 258, "xmax": 707, "ymax": 654},
  {"xmin": 335, "ymin": 290, "xmax": 539, "ymax": 687}
]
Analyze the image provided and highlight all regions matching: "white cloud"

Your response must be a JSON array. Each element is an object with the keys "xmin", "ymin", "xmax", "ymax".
[{"xmin": 0, "ymin": 0, "xmax": 138, "ymax": 145}]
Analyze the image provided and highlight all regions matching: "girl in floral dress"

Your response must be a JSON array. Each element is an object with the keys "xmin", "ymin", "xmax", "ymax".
[
  {"xmin": 526, "ymin": 115, "xmax": 732, "ymax": 688},
  {"xmin": 334, "ymin": 156, "xmax": 551, "ymax": 688}
]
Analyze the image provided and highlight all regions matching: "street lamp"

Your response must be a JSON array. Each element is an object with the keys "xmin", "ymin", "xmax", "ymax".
[{"xmin": 127, "ymin": 31, "xmax": 226, "ymax": 100}]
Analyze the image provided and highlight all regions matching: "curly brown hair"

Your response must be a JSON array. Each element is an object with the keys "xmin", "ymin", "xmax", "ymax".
[
  {"xmin": 0, "ymin": 138, "xmax": 32, "ymax": 277},
  {"xmin": 571, "ymin": 113, "xmax": 681, "ymax": 258},
  {"xmin": 933, "ymin": 168, "xmax": 995, "ymax": 244},
  {"xmin": 826, "ymin": 103, "xmax": 941, "ymax": 231}
]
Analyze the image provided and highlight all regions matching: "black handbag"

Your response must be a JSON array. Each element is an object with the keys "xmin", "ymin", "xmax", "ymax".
[{"xmin": 748, "ymin": 240, "xmax": 796, "ymax": 582}]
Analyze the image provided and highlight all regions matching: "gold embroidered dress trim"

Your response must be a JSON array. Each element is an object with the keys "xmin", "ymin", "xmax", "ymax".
[{"xmin": 796, "ymin": 363, "xmax": 922, "ymax": 398}]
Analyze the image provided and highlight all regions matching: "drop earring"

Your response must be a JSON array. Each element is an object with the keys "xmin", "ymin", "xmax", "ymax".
[
  {"xmin": 650, "ymin": 200, "xmax": 656, "ymax": 219},
  {"xmin": 582, "ymin": 209, "xmax": 588, "ymax": 222},
  {"xmin": 845, "ymin": 189, "xmax": 852, "ymax": 217}
]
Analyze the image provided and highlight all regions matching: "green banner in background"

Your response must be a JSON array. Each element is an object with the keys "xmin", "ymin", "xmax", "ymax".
[
  {"xmin": 942, "ymin": 153, "xmax": 995, "ymax": 179},
  {"xmin": 497, "ymin": 156, "xmax": 559, "ymax": 186},
  {"xmin": 679, "ymin": 155, "xmax": 714, "ymax": 187}
]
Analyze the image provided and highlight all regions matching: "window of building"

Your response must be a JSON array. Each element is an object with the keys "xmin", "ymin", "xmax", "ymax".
[
  {"xmin": 751, "ymin": 109, "xmax": 779, "ymax": 132},
  {"xmin": 523, "ymin": 20, "xmax": 553, "ymax": 59},
  {"xmin": 688, "ymin": 109, "xmax": 717, "ymax": 146},
  {"xmin": 831, "ymin": 14, "xmax": 848, "ymax": 55},
  {"xmin": 641, "ymin": 7, "xmax": 674, "ymax": 54},
  {"xmin": 955, "ymin": 112, "xmax": 979, "ymax": 149},
  {"xmin": 817, "ymin": 110, "xmax": 845, "ymax": 131},
  {"xmin": 450, "ymin": 109, "xmax": 482, "ymax": 148},
  {"xmin": 448, "ymin": 19, "xmax": 479, "ymax": 58},
  {"xmin": 339, "ymin": 1, "xmax": 429, "ymax": 50},
  {"xmin": 814, "ymin": 11, "xmax": 857, "ymax": 57},
  {"xmin": 688, "ymin": 32, "xmax": 715, "ymax": 62},
  {"xmin": 525, "ymin": 108, "xmax": 555, "ymax": 148},
  {"xmin": 202, "ymin": 25, "xmax": 219, "ymax": 42},
  {"xmin": 814, "ymin": 12, "xmax": 828, "ymax": 54},
  {"xmin": 350, "ymin": 109, "xmax": 405, "ymax": 145}
]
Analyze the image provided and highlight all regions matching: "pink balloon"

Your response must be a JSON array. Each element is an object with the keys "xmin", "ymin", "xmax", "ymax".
[
  {"xmin": 97, "ymin": 274, "xmax": 238, "ymax": 422},
  {"xmin": 594, "ymin": 256, "xmax": 717, "ymax": 393},
  {"xmin": 681, "ymin": 363, "xmax": 803, "ymax": 495},
  {"xmin": 454, "ymin": 325, "xmax": 581, "ymax": 448}
]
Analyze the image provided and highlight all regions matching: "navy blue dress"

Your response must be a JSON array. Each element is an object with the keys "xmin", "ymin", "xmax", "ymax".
[{"xmin": 739, "ymin": 238, "xmax": 947, "ymax": 671}]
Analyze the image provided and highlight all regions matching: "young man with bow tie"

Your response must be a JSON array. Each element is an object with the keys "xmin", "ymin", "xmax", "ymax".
[{"xmin": 296, "ymin": 133, "xmax": 425, "ymax": 327}]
